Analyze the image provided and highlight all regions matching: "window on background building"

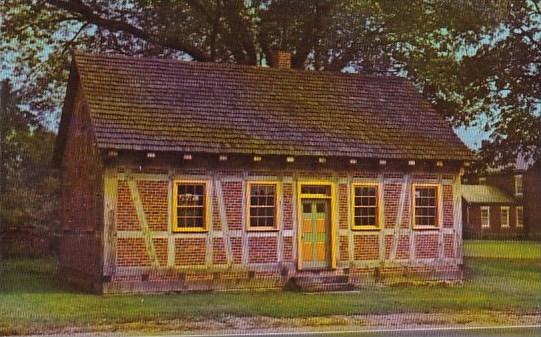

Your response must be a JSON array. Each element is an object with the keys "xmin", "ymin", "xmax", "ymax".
[
  {"xmin": 247, "ymin": 182, "xmax": 279, "ymax": 230},
  {"xmin": 352, "ymin": 184, "xmax": 380, "ymax": 230},
  {"xmin": 173, "ymin": 181, "xmax": 208, "ymax": 232},
  {"xmin": 516, "ymin": 206, "xmax": 524, "ymax": 228},
  {"xmin": 515, "ymin": 175, "xmax": 524, "ymax": 196},
  {"xmin": 413, "ymin": 185, "xmax": 439, "ymax": 229},
  {"xmin": 481, "ymin": 206, "xmax": 490, "ymax": 228},
  {"xmin": 501, "ymin": 206, "xmax": 510, "ymax": 228}
]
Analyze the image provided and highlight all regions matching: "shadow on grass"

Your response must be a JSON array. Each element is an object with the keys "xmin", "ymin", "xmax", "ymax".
[{"xmin": 0, "ymin": 257, "xmax": 83, "ymax": 295}]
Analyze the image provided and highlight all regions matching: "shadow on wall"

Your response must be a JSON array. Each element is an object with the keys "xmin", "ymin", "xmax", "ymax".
[{"xmin": 0, "ymin": 226, "xmax": 60, "ymax": 258}]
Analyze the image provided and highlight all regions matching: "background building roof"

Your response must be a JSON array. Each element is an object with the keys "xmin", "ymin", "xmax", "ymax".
[{"xmin": 462, "ymin": 185, "xmax": 515, "ymax": 204}]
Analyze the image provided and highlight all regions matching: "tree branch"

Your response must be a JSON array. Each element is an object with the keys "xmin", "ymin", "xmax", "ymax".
[{"xmin": 44, "ymin": 0, "xmax": 211, "ymax": 61}]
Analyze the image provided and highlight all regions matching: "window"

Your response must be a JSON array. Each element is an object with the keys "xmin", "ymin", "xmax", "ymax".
[
  {"xmin": 247, "ymin": 182, "xmax": 279, "ymax": 230},
  {"xmin": 515, "ymin": 175, "xmax": 523, "ymax": 196},
  {"xmin": 352, "ymin": 184, "xmax": 380, "ymax": 230},
  {"xmin": 516, "ymin": 206, "xmax": 524, "ymax": 228},
  {"xmin": 480, "ymin": 206, "xmax": 490, "ymax": 228},
  {"xmin": 501, "ymin": 206, "xmax": 510, "ymax": 228},
  {"xmin": 300, "ymin": 185, "xmax": 331, "ymax": 196},
  {"xmin": 172, "ymin": 181, "xmax": 209, "ymax": 232},
  {"xmin": 413, "ymin": 185, "xmax": 439, "ymax": 229}
]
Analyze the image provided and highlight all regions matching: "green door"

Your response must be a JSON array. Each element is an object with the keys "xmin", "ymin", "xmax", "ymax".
[{"xmin": 301, "ymin": 199, "xmax": 330, "ymax": 269}]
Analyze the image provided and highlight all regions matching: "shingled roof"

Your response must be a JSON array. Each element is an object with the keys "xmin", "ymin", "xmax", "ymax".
[
  {"xmin": 462, "ymin": 185, "xmax": 515, "ymax": 204},
  {"xmin": 55, "ymin": 52, "xmax": 473, "ymax": 163}
]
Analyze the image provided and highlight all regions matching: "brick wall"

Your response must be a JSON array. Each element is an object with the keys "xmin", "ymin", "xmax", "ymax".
[
  {"xmin": 58, "ymin": 84, "xmax": 103, "ymax": 288},
  {"xmin": 354, "ymin": 235, "xmax": 379, "ymax": 260},
  {"xmin": 117, "ymin": 180, "xmax": 139, "ymax": 231},
  {"xmin": 138, "ymin": 180, "xmax": 168, "ymax": 231},
  {"xmin": 222, "ymin": 181, "xmax": 243, "ymax": 230},
  {"xmin": 384, "ymin": 184, "xmax": 401, "ymax": 228},
  {"xmin": 415, "ymin": 234, "xmax": 440, "ymax": 259},
  {"xmin": 248, "ymin": 237, "xmax": 277, "ymax": 263},
  {"xmin": 282, "ymin": 183, "xmax": 294, "ymax": 230},
  {"xmin": 442, "ymin": 185, "xmax": 454, "ymax": 228},
  {"xmin": 338, "ymin": 183, "xmax": 349, "ymax": 230},
  {"xmin": 175, "ymin": 238, "xmax": 206, "ymax": 266}
]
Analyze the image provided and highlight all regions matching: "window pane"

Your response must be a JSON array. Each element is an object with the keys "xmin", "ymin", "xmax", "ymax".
[
  {"xmin": 301, "ymin": 185, "xmax": 330, "ymax": 196},
  {"xmin": 176, "ymin": 183, "xmax": 206, "ymax": 230},
  {"xmin": 353, "ymin": 186, "xmax": 378, "ymax": 228},
  {"xmin": 415, "ymin": 186, "xmax": 437, "ymax": 227},
  {"xmin": 249, "ymin": 184, "xmax": 277, "ymax": 228}
]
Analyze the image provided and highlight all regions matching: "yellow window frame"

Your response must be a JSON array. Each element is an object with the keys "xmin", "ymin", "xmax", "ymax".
[
  {"xmin": 246, "ymin": 181, "xmax": 281, "ymax": 231},
  {"xmin": 172, "ymin": 179, "xmax": 210, "ymax": 232},
  {"xmin": 351, "ymin": 183, "xmax": 382, "ymax": 230},
  {"xmin": 412, "ymin": 183, "xmax": 441, "ymax": 230}
]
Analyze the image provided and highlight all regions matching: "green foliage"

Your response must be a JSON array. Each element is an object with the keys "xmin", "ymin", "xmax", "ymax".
[
  {"xmin": 0, "ymin": 80, "xmax": 59, "ymax": 231},
  {"xmin": 0, "ymin": 0, "xmax": 539, "ymax": 163}
]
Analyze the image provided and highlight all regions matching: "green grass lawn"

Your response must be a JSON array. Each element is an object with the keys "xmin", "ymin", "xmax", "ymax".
[
  {"xmin": 1, "ymin": 241, "xmax": 540, "ymax": 334},
  {"xmin": 464, "ymin": 240, "xmax": 541, "ymax": 259}
]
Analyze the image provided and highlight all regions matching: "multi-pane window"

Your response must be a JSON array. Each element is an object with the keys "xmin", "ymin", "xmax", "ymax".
[
  {"xmin": 516, "ymin": 206, "xmax": 524, "ymax": 228},
  {"xmin": 352, "ymin": 185, "xmax": 379, "ymax": 229},
  {"xmin": 515, "ymin": 175, "xmax": 524, "ymax": 196},
  {"xmin": 173, "ymin": 181, "xmax": 207, "ymax": 231},
  {"xmin": 413, "ymin": 185, "xmax": 439, "ymax": 228},
  {"xmin": 248, "ymin": 183, "xmax": 278, "ymax": 229},
  {"xmin": 481, "ymin": 206, "xmax": 490, "ymax": 228},
  {"xmin": 501, "ymin": 206, "xmax": 510, "ymax": 228}
]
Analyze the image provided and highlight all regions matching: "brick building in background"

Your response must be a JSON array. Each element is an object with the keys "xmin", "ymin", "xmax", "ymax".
[
  {"xmin": 53, "ymin": 52, "xmax": 473, "ymax": 293},
  {"xmin": 463, "ymin": 155, "xmax": 541, "ymax": 239}
]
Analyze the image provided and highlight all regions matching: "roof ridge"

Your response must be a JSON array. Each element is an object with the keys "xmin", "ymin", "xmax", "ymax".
[{"xmin": 72, "ymin": 50, "xmax": 408, "ymax": 81}]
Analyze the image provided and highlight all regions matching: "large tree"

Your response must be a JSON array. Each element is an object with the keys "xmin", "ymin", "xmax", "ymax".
[
  {"xmin": 0, "ymin": 79, "xmax": 59, "ymax": 231},
  {"xmin": 1, "ymin": 0, "xmax": 539, "ymax": 164}
]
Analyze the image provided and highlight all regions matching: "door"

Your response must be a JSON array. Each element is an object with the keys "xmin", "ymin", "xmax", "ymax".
[{"xmin": 301, "ymin": 199, "xmax": 330, "ymax": 269}]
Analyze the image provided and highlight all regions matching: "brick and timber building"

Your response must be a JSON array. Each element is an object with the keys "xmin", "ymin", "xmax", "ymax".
[{"xmin": 53, "ymin": 52, "xmax": 474, "ymax": 293}]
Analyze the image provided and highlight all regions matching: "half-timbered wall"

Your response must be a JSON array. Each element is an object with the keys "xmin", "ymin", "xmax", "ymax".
[{"xmin": 102, "ymin": 167, "xmax": 463, "ymax": 292}]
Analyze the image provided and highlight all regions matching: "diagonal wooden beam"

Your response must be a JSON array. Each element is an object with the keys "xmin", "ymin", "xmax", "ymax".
[
  {"xmin": 127, "ymin": 179, "xmax": 160, "ymax": 268},
  {"xmin": 214, "ymin": 177, "xmax": 234, "ymax": 266},
  {"xmin": 390, "ymin": 174, "xmax": 410, "ymax": 261}
]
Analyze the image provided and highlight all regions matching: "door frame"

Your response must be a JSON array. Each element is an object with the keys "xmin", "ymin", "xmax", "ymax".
[{"xmin": 296, "ymin": 181, "xmax": 336, "ymax": 270}]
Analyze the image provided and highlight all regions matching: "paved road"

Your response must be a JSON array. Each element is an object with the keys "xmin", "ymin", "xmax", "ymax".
[
  {"xmin": 183, "ymin": 326, "xmax": 540, "ymax": 337},
  {"xmin": 20, "ymin": 326, "xmax": 541, "ymax": 337}
]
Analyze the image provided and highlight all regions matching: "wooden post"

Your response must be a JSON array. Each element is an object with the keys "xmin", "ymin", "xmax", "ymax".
[
  {"xmin": 347, "ymin": 176, "xmax": 355, "ymax": 267},
  {"xmin": 206, "ymin": 180, "xmax": 214, "ymax": 267},
  {"xmin": 103, "ymin": 169, "xmax": 118, "ymax": 276},
  {"xmin": 455, "ymin": 169, "xmax": 464, "ymax": 263},
  {"xmin": 378, "ymin": 173, "xmax": 386, "ymax": 264},
  {"xmin": 438, "ymin": 175, "xmax": 445, "ymax": 262},
  {"xmin": 167, "ymin": 171, "xmax": 175, "ymax": 267}
]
